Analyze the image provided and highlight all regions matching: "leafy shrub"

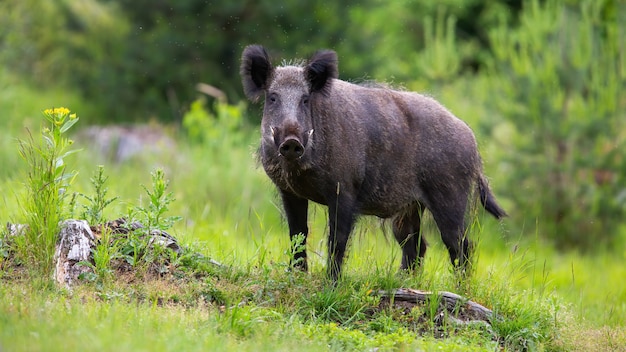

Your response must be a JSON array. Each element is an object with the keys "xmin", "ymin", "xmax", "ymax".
[
  {"xmin": 182, "ymin": 98, "xmax": 248, "ymax": 146},
  {"xmin": 487, "ymin": 0, "xmax": 626, "ymax": 249}
]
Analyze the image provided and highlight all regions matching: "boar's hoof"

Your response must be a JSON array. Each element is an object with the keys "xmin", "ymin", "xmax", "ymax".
[{"xmin": 279, "ymin": 138, "xmax": 304, "ymax": 160}]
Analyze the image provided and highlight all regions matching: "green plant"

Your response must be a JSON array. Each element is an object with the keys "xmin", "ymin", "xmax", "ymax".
[
  {"xmin": 108, "ymin": 168, "xmax": 183, "ymax": 272},
  {"xmin": 117, "ymin": 225, "xmax": 148, "ymax": 269},
  {"xmin": 15, "ymin": 107, "xmax": 80, "ymax": 276},
  {"xmin": 135, "ymin": 168, "xmax": 182, "ymax": 232},
  {"xmin": 79, "ymin": 165, "xmax": 119, "ymax": 225},
  {"xmin": 288, "ymin": 233, "xmax": 307, "ymax": 269},
  {"xmin": 80, "ymin": 226, "xmax": 121, "ymax": 284}
]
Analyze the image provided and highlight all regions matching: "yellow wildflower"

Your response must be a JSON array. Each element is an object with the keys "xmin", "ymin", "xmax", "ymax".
[
  {"xmin": 44, "ymin": 107, "xmax": 71, "ymax": 116},
  {"xmin": 55, "ymin": 107, "xmax": 70, "ymax": 115}
]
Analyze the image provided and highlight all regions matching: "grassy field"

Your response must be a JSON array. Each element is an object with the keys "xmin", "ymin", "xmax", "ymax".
[{"xmin": 1, "ymin": 71, "xmax": 625, "ymax": 351}]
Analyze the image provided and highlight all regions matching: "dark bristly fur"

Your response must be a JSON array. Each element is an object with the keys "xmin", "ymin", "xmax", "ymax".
[{"xmin": 240, "ymin": 45, "xmax": 506, "ymax": 281}]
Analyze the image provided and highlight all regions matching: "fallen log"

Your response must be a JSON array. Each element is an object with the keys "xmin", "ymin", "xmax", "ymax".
[{"xmin": 377, "ymin": 288, "xmax": 495, "ymax": 325}]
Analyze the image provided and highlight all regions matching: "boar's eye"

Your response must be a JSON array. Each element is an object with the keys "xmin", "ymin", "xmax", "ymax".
[
  {"xmin": 267, "ymin": 93, "xmax": 278, "ymax": 104},
  {"xmin": 302, "ymin": 95, "xmax": 310, "ymax": 106}
]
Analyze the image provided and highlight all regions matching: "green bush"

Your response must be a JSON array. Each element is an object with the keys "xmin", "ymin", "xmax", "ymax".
[
  {"xmin": 487, "ymin": 0, "xmax": 626, "ymax": 249},
  {"xmin": 182, "ymin": 98, "xmax": 248, "ymax": 146}
]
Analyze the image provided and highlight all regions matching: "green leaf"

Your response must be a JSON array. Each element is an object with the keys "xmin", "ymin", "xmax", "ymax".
[
  {"xmin": 58, "ymin": 148, "xmax": 82, "ymax": 160},
  {"xmin": 59, "ymin": 117, "xmax": 79, "ymax": 133}
]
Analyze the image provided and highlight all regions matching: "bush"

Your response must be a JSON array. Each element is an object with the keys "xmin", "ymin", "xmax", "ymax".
[
  {"xmin": 182, "ymin": 97, "xmax": 248, "ymax": 146},
  {"xmin": 487, "ymin": 0, "xmax": 626, "ymax": 249}
]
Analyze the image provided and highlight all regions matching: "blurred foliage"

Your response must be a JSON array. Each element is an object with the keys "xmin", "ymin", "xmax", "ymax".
[
  {"xmin": 182, "ymin": 97, "xmax": 248, "ymax": 146},
  {"xmin": 1, "ymin": 0, "xmax": 625, "ymax": 252},
  {"xmin": 0, "ymin": 0, "xmax": 129, "ymax": 116},
  {"xmin": 0, "ymin": 0, "xmax": 521, "ymax": 123},
  {"xmin": 488, "ymin": 0, "xmax": 626, "ymax": 249},
  {"xmin": 338, "ymin": 0, "xmax": 522, "ymax": 86}
]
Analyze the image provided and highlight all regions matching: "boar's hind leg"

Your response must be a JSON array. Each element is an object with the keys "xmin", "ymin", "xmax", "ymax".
[
  {"xmin": 281, "ymin": 190, "xmax": 309, "ymax": 271},
  {"xmin": 428, "ymin": 194, "xmax": 472, "ymax": 272},
  {"xmin": 392, "ymin": 203, "xmax": 427, "ymax": 271}
]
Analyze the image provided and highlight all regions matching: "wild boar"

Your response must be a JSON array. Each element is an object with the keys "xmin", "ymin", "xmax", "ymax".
[{"xmin": 240, "ymin": 45, "xmax": 506, "ymax": 281}]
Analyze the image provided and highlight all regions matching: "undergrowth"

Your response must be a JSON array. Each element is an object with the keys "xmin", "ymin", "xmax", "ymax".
[
  {"xmin": 2, "ymin": 106, "xmax": 623, "ymax": 351},
  {"xmin": 1, "ymin": 243, "xmax": 564, "ymax": 351}
]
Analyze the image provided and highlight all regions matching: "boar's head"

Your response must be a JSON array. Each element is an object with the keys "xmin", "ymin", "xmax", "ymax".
[{"xmin": 241, "ymin": 45, "xmax": 337, "ymax": 166}]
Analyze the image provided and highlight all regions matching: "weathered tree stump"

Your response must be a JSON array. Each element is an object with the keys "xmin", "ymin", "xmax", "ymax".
[
  {"xmin": 5, "ymin": 218, "xmax": 193, "ymax": 288},
  {"xmin": 53, "ymin": 220, "xmax": 96, "ymax": 288}
]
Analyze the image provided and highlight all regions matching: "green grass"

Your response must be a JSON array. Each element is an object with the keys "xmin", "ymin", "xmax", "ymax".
[
  {"xmin": 0, "ymin": 285, "xmax": 323, "ymax": 352},
  {"xmin": 1, "ymin": 72, "xmax": 626, "ymax": 351},
  {"xmin": 0, "ymin": 280, "xmax": 499, "ymax": 352},
  {"xmin": 3, "ymin": 232, "xmax": 623, "ymax": 351}
]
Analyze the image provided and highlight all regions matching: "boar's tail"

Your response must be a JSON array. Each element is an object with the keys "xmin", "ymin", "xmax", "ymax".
[{"xmin": 478, "ymin": 175, "xmax": 507, "ymax": 219}]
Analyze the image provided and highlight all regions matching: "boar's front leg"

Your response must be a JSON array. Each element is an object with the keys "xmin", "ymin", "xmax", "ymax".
[
  {"xmin": 326, "ymin": 188, "xmax": 357, "ymax": 282},
  {"xmin": 280, "ymin": 190, "xmax": 309, "ymax": 271}
]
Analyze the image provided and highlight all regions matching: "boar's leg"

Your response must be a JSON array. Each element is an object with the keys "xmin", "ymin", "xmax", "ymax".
[
  {"xmin": 427, "ymin": 191, "xmax": 473, "ymax": 272},
  {"xmin": 392, "ymin": 203, "xmax": 427, "ymax": 271},
  {"xmin": 280, "ymin": 190, "xmax": 309, "ymax": 271},
  {"xmin": 327, "ymin": 190, "xmax": 357, "ymax": 282}
]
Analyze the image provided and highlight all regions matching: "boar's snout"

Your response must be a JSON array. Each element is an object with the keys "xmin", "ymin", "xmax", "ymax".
[{"xmin": 279, "ymin": 137, "xmax": 304, "ymax": 160}]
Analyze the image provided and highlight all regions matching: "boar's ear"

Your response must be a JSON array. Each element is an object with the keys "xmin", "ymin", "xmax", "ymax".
[
  {"xmin": 241, "ymin": 45, "xmax": 273, "ymax": 102},
  {"xmin": 305, "ymin": 50, "xmax": 338, "ymax": 94}
]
